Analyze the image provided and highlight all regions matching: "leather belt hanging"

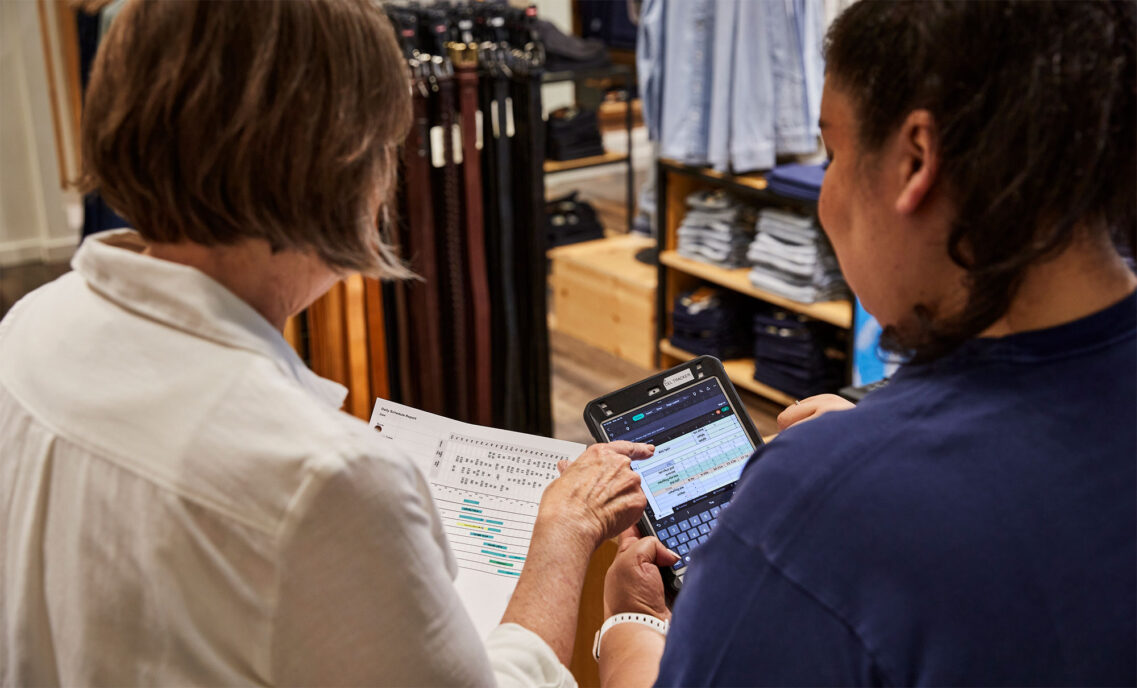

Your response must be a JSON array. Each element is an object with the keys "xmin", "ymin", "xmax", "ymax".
[
  {"xmin": 433, "ymin": 63, "xmax": 472, "ymax": 421},
  {"xmin": 451, "ymin": 41, "xmax": 494, "ymax": 426},
  {"xmin": 403, "ymin": 66, "xmax": 446, "ymax": 415},
  {"xmin": 490, "ymin": 55, "xmax": 522, "ymax": 430},
  {"xmin": 514, "ymin": 61, "xmax": 553, "ymax": 436}
]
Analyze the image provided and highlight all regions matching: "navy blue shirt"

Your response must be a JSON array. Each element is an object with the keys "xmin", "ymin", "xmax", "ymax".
[{"xmin": 658, "ymin": 293, "xmax": 1137, "ymax": 686}]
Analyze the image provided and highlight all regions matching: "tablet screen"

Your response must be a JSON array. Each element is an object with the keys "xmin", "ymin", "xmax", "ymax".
[{"xmin": 601, "ymin": 378, "xmax": 756, "ymax": 563}]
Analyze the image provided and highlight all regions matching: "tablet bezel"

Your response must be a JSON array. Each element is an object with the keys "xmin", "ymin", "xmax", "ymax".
[{"xmin": 583, "ymin": 355, "xmax": 764, "ymax": 591}]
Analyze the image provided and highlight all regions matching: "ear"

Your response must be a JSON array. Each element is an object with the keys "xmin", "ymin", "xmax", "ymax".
[{"xmin": 894, "ymin": 109, "xmax": 939, "ymax": 215}]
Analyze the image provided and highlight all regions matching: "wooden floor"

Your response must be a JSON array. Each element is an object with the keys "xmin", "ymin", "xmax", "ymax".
[
  {"xmin": 549, "ymin": 329, "xmax": 783, "ymax": 443},
  {"xmin": 0, "ymin": 261, "xmax": 71, "ymax": 318}
]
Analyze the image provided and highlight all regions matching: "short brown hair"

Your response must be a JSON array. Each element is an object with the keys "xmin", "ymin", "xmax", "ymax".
[{"xmin": 80, "ymin": 0, "xmax": 412, "ymax": 278}]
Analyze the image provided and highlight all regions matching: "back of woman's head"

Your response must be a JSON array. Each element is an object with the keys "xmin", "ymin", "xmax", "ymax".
[
  {"xmin": 825, "ymin": 0, "xmax": 1136, "ymax": 361},
  {"xmin": 80, "ymin": 0, "xmax": 412, "ymax": 277}
]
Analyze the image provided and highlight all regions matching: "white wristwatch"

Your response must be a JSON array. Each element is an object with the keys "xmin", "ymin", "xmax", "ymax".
[{"xmin": 592, "ymin": 613, "xmax": 670, "ymax": 662}]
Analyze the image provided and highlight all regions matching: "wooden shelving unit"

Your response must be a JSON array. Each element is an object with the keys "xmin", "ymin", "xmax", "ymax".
[
  {"xmin": 542, "ymin": 65, "xmax": 636, "ymax": 232},
  {"xmin": 659, "ymin": 340, "xmax": 797, "ymax": 406},
  {"xmin": 655, "ymin": 158, "xmax": 851, "ymax": 406},
  {"xmin": 543, "ymin": 151, "xmax": 627, "ymax": 174},
  {"xmin": 658, "ymin": 250, "xmax": 851, "ymax": 328}
]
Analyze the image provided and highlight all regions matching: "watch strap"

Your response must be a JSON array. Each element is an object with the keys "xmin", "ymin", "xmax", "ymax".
[{"xmin": 592, "ymin": 613, "xmax": 669, "ymax": 662}]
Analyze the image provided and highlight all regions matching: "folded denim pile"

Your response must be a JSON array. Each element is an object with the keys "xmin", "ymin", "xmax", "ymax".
[
  {"xmin": 767, "ymin": 163, "xmax": 826, "ymax": 201},
  {"xmin": 676, "ymin": 190, "xmax": 755, "ymax": 269},
  {"xmin": 752, "ymin": 308, "xmax": 846, "ymax": 398},
  {"xmin": 545, "ymin": 191, "xmax": 605, "ymax": 248},
  {"xmin": 671, "ymin": 286, "xmax": 754, "ymax": 360},
  {"xmin": 746, "ymin": 208, "xmax": 848, "ymax": 304},
  {"xmin": 546, "ymin": 107, "xmax": 606, "ymax": 162}
]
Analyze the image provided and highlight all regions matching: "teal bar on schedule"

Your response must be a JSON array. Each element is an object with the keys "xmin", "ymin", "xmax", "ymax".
[
  {"xmin": 458, "ymin": 514, "xmax": 484, "ymax": 522},
  {"xmin": 470, "ymin": 532, "xmax": 494, "ymax": 539},
  {"xmin": 508, "ymin": 555, "xmax": 526, "ymax": 561},
  {"xmin": 481, "ymin": 550, "xmax": 500, "ymax": 557},
  {"xmin": 485, "ymin": 543, "xmax": 507, "ymax": 550},
  {"xmin": 463, "ymin": 499, "xmax": 479, "ymax": 505},
  {"xmin": 485, "ymin": 519, "xmax": 503, "ymax": 525},
  {"xmin": 487, "ymin": 528, "xmax": 501, "ymax": 533},
  {"xmin": 497, "ymin": 569, "xmax": 521, "ymax": 576},
  {"xmin": 460, "ymin": 507, "xmax": 482, "ymax": 514}
]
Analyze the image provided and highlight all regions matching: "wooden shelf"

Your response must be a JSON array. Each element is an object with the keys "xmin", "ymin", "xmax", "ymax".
[
  {"xmin": 658, "ymin": 250, "xmax": 852, "ymax": 328},
  {"xmin": 658, "ymin": 158, "xmax": 769, "ymax": 193},
  {"xmin": 544, "ymin": 151, "xmax": 627, "ymax": 174},
  {"xmin": 659, "ymin": 340, "xmax": 797, "ymax": 407}
]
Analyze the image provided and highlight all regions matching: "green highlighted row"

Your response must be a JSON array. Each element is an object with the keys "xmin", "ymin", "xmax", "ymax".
[{"xmin": 488, "ymin": 559, "xmax": 514, "ymax": 568}]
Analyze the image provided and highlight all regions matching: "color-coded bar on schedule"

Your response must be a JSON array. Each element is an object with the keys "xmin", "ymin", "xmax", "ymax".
[
  {"xmin": 485, "ymin": 519, "xmax": 503, "ymax": 525},
  {"xmin": 508, "ymin": 555, "xmax": 525, "ymax": 561},
  {"xmin": 461, "ymin": 507, "xmax": 482, "ymax": 513},
  {"xmin": 463, "ymin": 499, "xmax": 479, "ymax": 505},
  {"xmin": 497, "ymin": 569, "xmax": 521, "ymax": 576},
  {"xmin": 488, "ymin": 527, "xmax": 501, "ymax": 533},
  {"xmin": 458, "ymin": 514, "xmax": 484, "ymax": 522},
  {"xmin": 470, "ymin": 532, "xmax": 494, "ymax": 539},
  {"xmin": 488, "ymin": 559, "xmax": 513, "ymax": 567}
]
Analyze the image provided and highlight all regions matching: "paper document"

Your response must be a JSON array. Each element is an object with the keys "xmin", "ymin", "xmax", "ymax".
[{"xmin": 369, "ymin": 399, "xmax": 586, "ymax": 639}]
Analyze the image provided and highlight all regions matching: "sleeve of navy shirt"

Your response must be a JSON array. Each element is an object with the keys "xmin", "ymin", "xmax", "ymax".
[{"xmin": 655, "ymin": 292, "xmax": 1137, "ymax": 687}]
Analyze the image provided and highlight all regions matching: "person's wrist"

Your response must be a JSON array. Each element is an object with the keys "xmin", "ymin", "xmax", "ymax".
[
  {"xmin": 532, "ymin": 511, "xmax": 600, "ymax": 558},
  {"xmin": 594, "ymin": 613, "xmax": 668, "ymax": 662},
  {"xmin": 604, "ymin": 598, "xmax": 671, "ymax": 622}
]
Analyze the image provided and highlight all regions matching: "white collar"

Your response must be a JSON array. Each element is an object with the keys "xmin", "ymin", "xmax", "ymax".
[{"xmin": 73, "ymin": 230, "xmax": 348, "ymax": 409}]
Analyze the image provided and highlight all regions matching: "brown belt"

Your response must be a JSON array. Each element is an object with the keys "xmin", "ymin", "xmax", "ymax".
[
  {"xmin": 403, "ymin": 73, "xmax": 445, "ymax": 414},
  {"xmin": 435, "ymin": 68, "xmax": 472, "ymax": 422},
  {"xmin": 450, "ymin": 42, "xmax": 494, "ymax": 426}
]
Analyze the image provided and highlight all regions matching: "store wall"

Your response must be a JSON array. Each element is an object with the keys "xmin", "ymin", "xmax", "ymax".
[{"xmin": 0, "ymin": 0, "xmax": 78, "ymax": 267}]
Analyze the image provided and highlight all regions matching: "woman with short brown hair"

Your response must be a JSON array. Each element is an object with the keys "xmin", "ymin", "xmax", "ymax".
[{"xmin": 0, "ymin": 1, "xmax": 650, "ymax": 684}]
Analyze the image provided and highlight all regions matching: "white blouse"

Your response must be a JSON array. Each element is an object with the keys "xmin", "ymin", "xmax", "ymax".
[{"xmin": 0, "ymin": 230, "xmax": 574, "ymax": 687}]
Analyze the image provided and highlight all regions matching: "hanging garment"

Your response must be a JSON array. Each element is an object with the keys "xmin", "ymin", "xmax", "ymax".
[{"xmin": 642, "ymin": 0, "xmax": 826, "ymax": 172}]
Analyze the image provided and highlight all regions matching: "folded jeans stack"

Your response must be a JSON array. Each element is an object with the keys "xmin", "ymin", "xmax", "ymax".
[
  {"xmin": 752, "ymin": 309, "xmax": 846, "ymax": 398},
  {"xmin": 677, "ymin": 190, "xmax": 755, "ymax": 269},
  {"xmin": 767, "ymin": 163, "xmax": 826, "ymax": 201},
  {"xmin": 546, "ymin": 107, "xmax": 606, "ymax": 161},
  {"xmin": 747, "ymin": 208, "xmax": 848, "ymax": 304},
  {"xmin": 545, "ymin": 191, "xmax": 605, "ymax": 247},
  {"xmin": 671, "ymin": 286, "xmax": 753, "ymax": 360}
]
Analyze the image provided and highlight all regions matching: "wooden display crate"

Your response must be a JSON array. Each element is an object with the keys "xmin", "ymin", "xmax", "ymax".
[{"xmin": 549, "ymin": 235, "xmax": 657, "ymax": 369}]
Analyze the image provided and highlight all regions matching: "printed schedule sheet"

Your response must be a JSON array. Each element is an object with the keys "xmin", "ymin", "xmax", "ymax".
[{"xmin": 369, "ymin": 399, "xmax": 585, "ymax": 638}]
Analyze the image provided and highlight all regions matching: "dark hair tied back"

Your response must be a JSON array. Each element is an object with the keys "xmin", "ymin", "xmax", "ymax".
[{"xmin": 825, "ymin": 0, "xmax": 1136, "ymax": 362}]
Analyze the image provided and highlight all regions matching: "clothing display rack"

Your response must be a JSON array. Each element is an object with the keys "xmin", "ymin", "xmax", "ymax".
[
  {"xmin": 542, "ymin": 64, "xmax": 637, "ymax": 234},
  {"xmin": 381, "ymin": 1, "xmax": 552, "ymax": 435},
  {"xmin": 654, "ymin": 158, "xmax": 853, "ymax": 406}
]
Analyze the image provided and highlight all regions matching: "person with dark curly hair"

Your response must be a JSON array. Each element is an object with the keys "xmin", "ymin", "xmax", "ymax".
[{"xmin": 598, "ymin": 2, "xmax": 1136, "ymax": 685}]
